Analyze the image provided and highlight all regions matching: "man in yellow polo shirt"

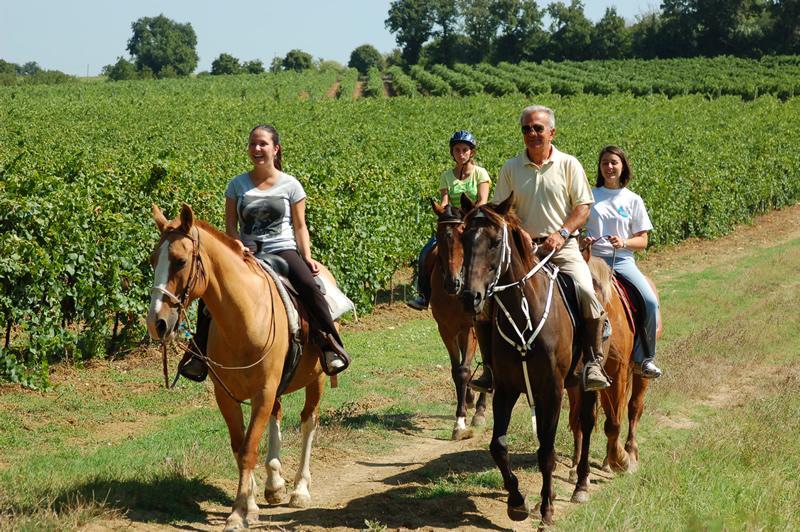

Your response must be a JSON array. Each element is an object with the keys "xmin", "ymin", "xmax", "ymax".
[{"xmin": 470, "ymin": 104, "xmax": 611, "ymax": 393}]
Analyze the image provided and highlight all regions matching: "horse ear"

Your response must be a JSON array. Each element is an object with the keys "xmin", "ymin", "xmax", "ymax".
[
  {"xmin": 495, "ymin": 192, "xmax": 515, "ymax": 215},
  {"xmin": 431, "ymin": 198, "xmax": 445, "ymax": 216},
  {"xmin": 179, "ymin": 203, "xmax": 195, "ymax": 232},
  {"xmin": 460, "ymin": 193, "xmax": 474, "ymax": 212},
  {"xmin": 152, "ymin": 204, "xmax": 168, "ymax": 232}
]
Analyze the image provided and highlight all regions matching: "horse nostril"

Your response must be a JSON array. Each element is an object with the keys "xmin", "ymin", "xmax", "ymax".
[{"xmin": 156, "ymin": 319, "xmax": 167, "ymax": 339}]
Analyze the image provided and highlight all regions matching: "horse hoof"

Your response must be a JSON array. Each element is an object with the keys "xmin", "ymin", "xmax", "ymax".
[
  {"xmin": 601, "ymin": 464, "xmax": 614, "ymax": 474},
  {"xmin": 507, "ymin": 499, "xmax": 530, "ymax": 521},
  {"xmin": 224, "ymin": 514, "xmax": 245, "ymax": 531},
  {"xmin": 452, "ymin": 427, "xmax": 474, "ymax": 440},
  {"xmin": 628, "ymin": 459, "xmax": 639, "ymax": 473},
  {"xmin": 289, "ymin": 492, "xmax": 311, "ymax": 508},
  {"xmin": 568, "ymin": 467, "xmax": 578, "ymax": 483},
  {"xmin": 471, "ymin": 413, "xmax": 486, "ymax": 428},
  {"xmin": 264, "ymin": 486, "xmax": 286, "ymax": 505},
  {"xmin": 571, "ymin": 489, "xmax": 590, "ymax": 504}
]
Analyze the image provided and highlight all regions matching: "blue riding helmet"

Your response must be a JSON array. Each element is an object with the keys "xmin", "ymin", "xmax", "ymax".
[{"xmin": 449, "ymin": 130, "xmax": 476, "ymax": 149}]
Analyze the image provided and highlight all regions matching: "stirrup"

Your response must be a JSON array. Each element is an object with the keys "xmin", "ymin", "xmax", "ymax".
[
  {"xmin": 179, "ymin": 355, "xmax": 208, "ymax": 382},
  {"xmin": 406, "ymin": 297, "xmax": 429, "ymax": 311},
  {"xmin": 469, "ymin": 367, "xmax": 493, "ymax": 393},
  {"xmin": 581, "ymin": 362, "xmax": 611, "ymax": 392}
]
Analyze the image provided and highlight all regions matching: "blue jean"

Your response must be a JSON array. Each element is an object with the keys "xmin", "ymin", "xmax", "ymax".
[
  {"xmin": 600, "ymin": 255, "xmax": 659, "ymax": 364},
  {"xmin": 415, "ymin": 235, "xmax": 437, "ymax": 299}
]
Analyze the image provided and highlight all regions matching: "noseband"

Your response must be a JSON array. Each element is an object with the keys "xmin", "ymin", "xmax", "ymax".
[{"xmin": 150, "ymin": 227, "xmax": 204, "ymax": 313}]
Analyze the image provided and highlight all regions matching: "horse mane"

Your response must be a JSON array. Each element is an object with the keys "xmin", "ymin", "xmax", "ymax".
[
  {"xmin": 194, "ymin": 219, "xmax": 265, "ymax": 275},
  {"xmin": 469, "ymin": 204, "xmax": 535, "ymax": 268}
]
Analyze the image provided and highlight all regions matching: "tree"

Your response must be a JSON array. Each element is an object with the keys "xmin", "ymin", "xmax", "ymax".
[
  {"xmin": 0, "ymin": 59, "xmax": 17, "ymax": 75},
  {"xmin": 630, "ymin": 12, "xmax": 662, "ymax": 58},
  {"xmin": 126, "ymin": 14, "xmax": 198, "ymax": 77},
  {"xmin": 242, "ymin": 59, "xmax": 265, "ymax": 74},
  {"xmin": 19, "ymin": 61, "xmax": 42, "ymax": 76},
  {"xmin": 211, "ymin": 53, "xmax": 242, "ymax": 75},
  {"xmin": 385, "ymin": 0, "xmax": 435, "ymax": 65},
  {"xmin": 282, "ymin": 49, "xmax": 313, "ymax": 71},
  {"xmin": 770, "ymin": 0, "xmax": 800, "ymax": 54},
  {"xmin": 269, "ymin": 57, "xmax": 283, "ymax": 73},
  {"xmin": 460, "ymin": 0, "xmax": 499, "ymax": 63},
  {"xmin": 546, "ymin": 0, "xmax": 594, "ymax": 60},
  {"xmin": 591, "ymin": 7, "xmax": 631, "ymax": 59},
  {"xmin": 102, "ymin": 57, "xmax": 138, "ymax": 81},
  {"xmin": 348, "ymin": 44, "xmax": 385, "ymax": 74},
  {"xmin": 491, "ymin": 0, "xmax": 547, "ymax": 63}
]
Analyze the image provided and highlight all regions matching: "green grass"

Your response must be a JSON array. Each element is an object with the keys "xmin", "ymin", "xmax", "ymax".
[
  {"xmin": 2, "ymin": 232, "xmax": 799, "ymax": 530},
  {"xmin": 556, "ymin": 237, "xmax": 800, "ymax": 530}
]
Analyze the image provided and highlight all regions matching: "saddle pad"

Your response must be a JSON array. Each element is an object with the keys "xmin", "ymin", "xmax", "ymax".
[
  {"xmin": 257, "ymin": 260, "xmax": 301, "ymax": 337},
  {"xmin": 611, "ymin": 273, "xmax": 639, "ymax": 336}
]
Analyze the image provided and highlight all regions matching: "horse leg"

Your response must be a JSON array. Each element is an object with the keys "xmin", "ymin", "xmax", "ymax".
[
  {"xmin": 224, "ymin": 388, "xmax": 275, "ymax": 532},
  {"xmin": 264, "ymin": 400, "xmax": 286, "ymax": 504},
  {"xmin": 446, "ymin": 329, "xmax": 473, "ymax": 440},
  {"xmin": 489, "ymin": 389, "xmax": 528, "ymax": 521},
  {"xmin": 461, "ymin": 328, "xmax": 486, "ymax": 429},
  {"xmin": 571, "ymin": 388, "xmax": 597, "ymax": 504},
  {"xmin": 625, "ymin": 373, "xmax": 650, "ymax": 472},
  {"xmin": 600, "ymin": 361, "xmax": 630, "ymax": 473},
  {"xmin": 289, "ymin": 374, "xmax": 324, "ymax": 508},
  {"xmin": 534, "ymin": 384, "xmax": 563, "ymax": 525},
  {"xmin": 566, "ymin": 385, "xmax": 582, "ymax": 483}
]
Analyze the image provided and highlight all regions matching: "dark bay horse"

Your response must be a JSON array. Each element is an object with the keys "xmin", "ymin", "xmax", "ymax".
[
  {"xmin": 429, "ymin": 201, "xmax": 488, "ymax": 439},
  {"xmin": 459, "ymin": 194, "xmax": 599, "ymax": 525},
  {"xmin": 146, "ymin": 204, "xmax": 334, "ymax": 531}
]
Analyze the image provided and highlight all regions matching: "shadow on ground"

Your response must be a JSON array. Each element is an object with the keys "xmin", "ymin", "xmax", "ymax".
[{"xmin": 254, "ymin": 448, "xmax": 540, "ymax": 530}]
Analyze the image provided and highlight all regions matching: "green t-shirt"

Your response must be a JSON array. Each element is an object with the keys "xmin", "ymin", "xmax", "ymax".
[{"xmin": 439, "ymin": 165, "xmax": 491, "ymax": 202}]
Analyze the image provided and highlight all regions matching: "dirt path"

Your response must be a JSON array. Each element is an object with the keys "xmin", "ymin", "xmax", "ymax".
[{"xmin": 87, "ymin": 203, "xmax": 800, "ymax": 531}]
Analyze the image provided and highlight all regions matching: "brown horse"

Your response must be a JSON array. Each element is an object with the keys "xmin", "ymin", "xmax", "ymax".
[
  {"xmin": 567, "ymin": 251, "xmax": 661, "ymax": 477},
  {"xmin": 459, "ymin": 193, "xmax": 601, "ymax": 525},
  {"xmin": 429, "ymin": 201, "xmax": 488, "ymax": 440},
  {"xmin": 146, "ymin": 204, "xmax": 332, "ymax": 531}
]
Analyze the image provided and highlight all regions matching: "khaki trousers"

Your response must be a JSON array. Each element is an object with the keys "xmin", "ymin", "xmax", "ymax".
[{"xmin": 550, "ymin": 239, "xmax": 604, "ymax": 319}]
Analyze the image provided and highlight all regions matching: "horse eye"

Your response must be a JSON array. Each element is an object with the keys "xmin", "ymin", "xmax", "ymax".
[{"xmin": 174, "ymin": 258, "xmax": 187, "ymax": 270}]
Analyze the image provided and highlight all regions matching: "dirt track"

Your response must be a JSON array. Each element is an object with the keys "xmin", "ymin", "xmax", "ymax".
[{"xmin": 89, "ymin": 203, "xmax": 800, "ymax": 531}]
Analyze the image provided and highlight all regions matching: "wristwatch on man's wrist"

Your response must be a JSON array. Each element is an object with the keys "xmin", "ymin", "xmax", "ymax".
[{"xmin": 558, "ymin": 227, "xmax": 570, "ymax": 239}]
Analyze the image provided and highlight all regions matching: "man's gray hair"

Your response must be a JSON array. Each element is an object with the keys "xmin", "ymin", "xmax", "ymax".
[{"xmin": 520, "ymin": 105, "xmax": 555, "ymax": 129}]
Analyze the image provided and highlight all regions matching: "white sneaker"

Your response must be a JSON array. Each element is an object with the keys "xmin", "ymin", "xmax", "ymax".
[
  {"xmin": 641, "ymin": 359, "xmax": 662, "ymax": 379},
  {"xmin": 324, "ymin": 351, "xmax": 346, "ymax": 370}
]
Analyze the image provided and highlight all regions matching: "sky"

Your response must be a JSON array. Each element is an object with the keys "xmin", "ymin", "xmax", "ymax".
[{"xmin": 0, "ymin": 1, "xmax": 658, "ymax": 77}]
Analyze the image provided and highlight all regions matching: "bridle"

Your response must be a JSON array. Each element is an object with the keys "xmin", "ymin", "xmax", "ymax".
[
  {"xmin": 149, "ymin": 226, "xmax": 277, "ymax": 403},
  {"xmin": 470, "ymin": 214, "xmax": 559, "ymax": 433},
  {"xmin": 150, "ymin": 227, "xmax": 204, "ymax": 316}
]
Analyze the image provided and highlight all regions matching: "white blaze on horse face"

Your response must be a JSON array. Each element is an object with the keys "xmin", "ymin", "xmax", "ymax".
[{"xmin": 149, "ymin": 240, "xmax": 171, "ymax": 318}]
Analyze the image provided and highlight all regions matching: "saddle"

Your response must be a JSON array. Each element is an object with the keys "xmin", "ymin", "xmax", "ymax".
[{"xmin": 254, "ymin": 251, "xmax": 355, "ymax": 390}]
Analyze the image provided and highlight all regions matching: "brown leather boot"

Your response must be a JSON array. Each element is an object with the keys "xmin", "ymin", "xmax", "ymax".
[{"xmin": 581, "ymin": 316, "xmax": 611, "ymax": 391}]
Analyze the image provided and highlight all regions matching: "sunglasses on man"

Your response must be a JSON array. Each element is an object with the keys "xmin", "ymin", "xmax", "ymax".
[{"xmin": 521, "ymin": 124, "xmax": 547, "ymax": 135}]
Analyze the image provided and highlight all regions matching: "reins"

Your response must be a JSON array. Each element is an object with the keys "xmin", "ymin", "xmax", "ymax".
[{"xmin": 151, "ymin": 227, "xmax": 278, "ymax": 405}]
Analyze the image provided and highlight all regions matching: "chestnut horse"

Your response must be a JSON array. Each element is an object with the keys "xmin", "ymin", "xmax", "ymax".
[
  {"xmin": 567, "ymin": 248, "xmax": 661, "ymax": 476},
  {"xmin": 429, "ymin": 201, "xmax": 488, "ymax": 440},
  {"xmin": 459, "ymin": 194, "xmax": 601, "ymax": 525},
  {"xmin": 146, "ymin": 204, "xmax": 333, "ymax": 531}
]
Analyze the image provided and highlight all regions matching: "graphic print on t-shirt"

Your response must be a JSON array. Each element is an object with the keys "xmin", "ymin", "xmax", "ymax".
[{"xmin": 240, "ymin": 197, "xmax": 285, "ymax": 238}]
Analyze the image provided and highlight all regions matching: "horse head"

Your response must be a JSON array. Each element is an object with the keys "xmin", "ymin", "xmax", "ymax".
[
  {"xmin": 431, "ymin": 200, "xmax": 465, "ymax": 295},
  {"xmin": 147, "ymin": 203, "xmax": 206, "ymax": 343},
  {"xmin": 459, "ymin": 193, "xmax": 515, "ymax": 314}
]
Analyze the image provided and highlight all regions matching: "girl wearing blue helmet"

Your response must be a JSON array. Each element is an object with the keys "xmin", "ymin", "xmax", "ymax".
[{"xmin": 407, "ymin": 130, "xmax": 491, "ymax": 310}]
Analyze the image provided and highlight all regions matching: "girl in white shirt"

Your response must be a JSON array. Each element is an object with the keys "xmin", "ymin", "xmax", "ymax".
[{"xmin": 584, "ymin": 146, "xmax": 662, "ymax": 379}]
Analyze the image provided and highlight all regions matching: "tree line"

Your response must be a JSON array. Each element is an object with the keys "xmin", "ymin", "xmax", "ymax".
[{"xmin": 385, "ymin": 0, "xmax": 800, "ymax": 66}]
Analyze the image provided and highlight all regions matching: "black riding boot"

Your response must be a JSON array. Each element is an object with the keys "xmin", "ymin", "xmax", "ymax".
[
  {"xmin": 469, "ymin": 320, "xmax": 494, "ymax": 393},
  {"xmin": 179, "ymin": 301, "xmax": 210, "ymax": 382}
]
